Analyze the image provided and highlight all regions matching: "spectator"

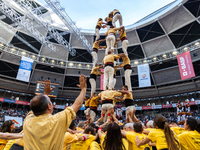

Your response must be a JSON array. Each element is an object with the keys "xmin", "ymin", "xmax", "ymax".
[
  {"xmin": 178, "ymin": 117, "xmax": 200, "ymax": 150},
  {"xmin": 98, "ymin": 122, "xmax": 128, "ymax": 150},
  {"xmin": 23, "ymin": 75, "xmax": 87, "ymax": 150},
  {"xmin": 135, "ymin": 114, "xmax": 180, "ymax": 150}
]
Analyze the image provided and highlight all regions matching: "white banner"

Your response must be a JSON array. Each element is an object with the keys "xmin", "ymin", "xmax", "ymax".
[
  {"xmin": 16, "ymin": 56, "xmax": 33, "ymax": 82},
  {"xmin": 135, "ymin": 107, "xmax": 142, "ymax": 110},
  {"xmin": 137, "ymin": 64, "xmax": 151, "ymax": 87},
  {"xmin": 152, "ymin": 105, "xmax": 162, "ymax": 109},
  {"xmin": 4, "ymin": 116, "xmax": 23, "ymax": 127}
]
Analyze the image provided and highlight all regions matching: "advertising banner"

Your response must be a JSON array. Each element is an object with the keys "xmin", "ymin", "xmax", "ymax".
[
  {"xmin": 152, "ymin": 105, "xmax": 162, "ymax": 109},
  {"xmin": 135, "ymin": 107, "xmax": 142, "ymax": 110},
  {"xmin": 177, "ymin": 51, "xmax": 195, "ymax": 80},
  {"xmin": 4, "ymin": 99, "xmax": 15, "ymax": 104},
  {"xmin": 15, "ymin": 100, "xmax": 30, "ymax": 105},
  {"xmin": 16, "ymin": 56, "xmax": 33, "ymax": 82},
  {"xmin": 162, "ymin": 104, "xmax": 172, "ymax": 108},
  {"xmin": 137, "ymin": 64, "xmax": 151, "ymax": 88},
  {"xmin": 5, "ymin": 116, "xmax": 23, "ymax": 127},
  {"xmin": 0, "ymin": 97, "xmax": 4, "ymax": 102},
  {"xmin": 142, "ymin": 106, "xmax": 152, "ymax": 110}
]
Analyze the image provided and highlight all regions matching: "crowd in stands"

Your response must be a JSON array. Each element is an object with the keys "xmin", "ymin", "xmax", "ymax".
[{"xmin": 0, "ymin": 75, "xmax": 198, "ymax": 150}]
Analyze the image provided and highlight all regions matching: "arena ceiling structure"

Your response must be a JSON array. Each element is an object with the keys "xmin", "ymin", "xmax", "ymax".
[{"xmin": 0, "ymin": 0, "xmax": 200, "ymax": 99}]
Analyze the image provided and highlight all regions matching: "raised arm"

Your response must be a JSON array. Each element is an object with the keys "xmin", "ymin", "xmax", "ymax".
[
  {"xmin": 117, "ymin": 90, "xmax": 130, "ymax": 95},
  {"xmin": 134, "ymin": 136, "xmax": 151, "ymax": 147},
  {"xmin": 0, "ymin": 132, "xmax": 23, "ymax": 140},
  {"xmin": 71, "ymin": 74, "xmax": 87, "ymax": 113},
  {"xmin": 118, "ymin": 53, "xmax": 126, "ymax": 58}
]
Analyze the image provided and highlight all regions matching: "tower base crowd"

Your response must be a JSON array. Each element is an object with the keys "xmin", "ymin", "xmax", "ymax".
[{"xmin": 0, "ymin": 9, "xmax": 199, "ymax": 150}]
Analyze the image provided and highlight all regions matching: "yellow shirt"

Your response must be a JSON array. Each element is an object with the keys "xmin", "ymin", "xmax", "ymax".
[
  {"xmin": 171, "ymin": 127, "xmax": 186, "ymax": 135},
  {"xmin": 102, "ymin": 54, "xmax": 120, "ymax": 64},
  {"xmin": 100, "ymin": 134, "xmax": 128, "ymax": 150},
  {"xmin": 85, "ymin": 99, "xmax": 90, "ymax": 107},
  {"xmin": 15, "ymin": 138, "xmax": 24, "ymax": 146},
  {"xmin": 76, "ymin": 127, "xmax": 84, "ymax": 131},
  {"xmin": 23, "ymin": 107, "xmax": 76, "ymax": 150},
  {"xmin": 0, "ymin": 139, "xmax": 8, "ymax": 149},
  {"xmin": 178, "ymin": 130, "xmax": 200, "ymax": 150},
  {"xmin": 3, "ymin": 139, "xmax": 16, "ymax": 150},
  {"xmin": 89, "ymin": 96, "xmax": 99, "ymax": 108},
  {"xmin": 90, "ymin": 141, "xmax": 101, "ymax": 150},
  {"xmin": 96, "ymin": 21, "xmax": 103, "ymax": 28},
  {"xmin": 145, "ymin": 128, "xmax": 156, "ymax": 132},
  {"xmin": 92, "ymin": 41, "xmax": 100, "ymax": 49},
  {"xmin": 63, "ymin": 132, "xmax": 79, "ymax": 150},
  {"xmin": 98, "ymin": 90, "xmax": 122, "ymax": 101},
  {"xmin": 113, "ymin": 9, "xmax": 120, "ymax": 15},
  {"xmin": 123, "ymin": 91, "xmax": 133, "ymax": 100},
  {"xmin": 105, "ymin": 28, "xmax": 120, "ymax": 36},
  {"xmin": 147, "ymin": 129, "xmax": 168, "ymax": 150},
  {"xmin": 105, "ymin": 17, "xmax": 113, "ymax": 23},
  {"xmin": 126, "ymin": 132, "xmax": 151, "ymax": 150},
  {"xmin": 91, "ymin": 67, "xmax": 99, "ymax": 75},
  {"xmin": 122, "ymin": 56, "xmax": 130, "ymax": 66},
  {"xmin": 70, "ymin": 134, "xmax": 95, "ymax": 150},
  {"xmin": 120, "ymin": 28, "xmax": 126, "ymax": 40}
]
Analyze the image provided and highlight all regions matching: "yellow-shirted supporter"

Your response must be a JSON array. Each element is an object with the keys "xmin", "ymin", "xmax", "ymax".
[
  {"xmin": 104, "ymin": 12, "xmax": 113, "ymax": 29},
  {"xmin": 0, "ymin": 132, "xmax": 23, "ymax": 150},
  {"xmin": 23, "ymin": 75, "xmax": 87, "ymax": 150},
  {"xmin": 117, "ymin": 26, "xmax": 128, "ymax": 56},
  {"xmin": 4, "ymin": 126, "xmax": 23, "ymax": 150},
  {"xmin": 98, "ymin": 122, "xmax": 128, "ymax": 150},
  {"xmin": 89, "ymin": 64, "xmax": 104, "ymax": 96},
  {"xmin": 90, "ymin": 141, "xmax": 101, "ymax": 150},
  {"xmin": 171, "ymin": 126, "xmax": 186, "ymax": 135},
  {"xmin": 123, "ymin": 123, "xmax": 134, "ymax": 132},
  {"xmin": 118, "ymin": 86, "xmax": 135, "ymax": 121},
  {"xmin": 102, "ymin": 51, "xmax": 121, "ymax": 90},
  {"xmin": 122, "ymin": 122, "xmax": 151, "ymax": 150},
  {"xmin": 98, "ymin": 89, "xmax": 122, "ymax": 122},
  {"xmin": 95, "ymin": 18, "xmax": 106, "ymax": 40},
  {"xmin": 178, "ymin": 117, "xmax": 200, "ymax": 150},
  {"xmin": 3, "ymin": 139, "xmax": 16, "ymax": 150},
  {"xmin": 84, "ymin": 96, "xmax": 91, "ymax": 119},
  {"xmin": 76, "ymin": 121, "xmax": 85, "ymax": 131},
  {"xmin": 92, "ymin": 40, "xmax": 106, "ymax": 68},
  {"xmin": 9, "ymin": 137, "xmax": 24, "ymax": 150},
  {"xmin": 70, "ymin": 126, "xmax": 97, "ymax": 150},
  {"xmin": 135, "ymin": 114, "xmax": 180, "ymax": 150},
  {"xmin": 63, "ymin": 132, "xmax": 90, "ymax": 150},
  {"xmin": 0, "ymin": 120, "xmax": 16, "ymax": 149},
  {"xmin": 119, "ymin": 54, "xmax": 132, "ymax": 91},
  {"xmin": 0, "ymin": 138, "xmax": 8, "ymax": 149},
  {"xmin": 111, "ymin": 9, "xmax": 123, "ymax": 27},
  {"xmin": 89, "ymin": 93, "xmax": 100, "ymax": 122},
  {"xmin": 143, "ymin": 120, "xmax": 156, "ymax": 135},
  {"xmin": 104, "ymin": 26, "xmax": 123, "ymax": 55},
  {"xmin": 122, "ymin": 123, "xmax": 134, "ymax": 150}
]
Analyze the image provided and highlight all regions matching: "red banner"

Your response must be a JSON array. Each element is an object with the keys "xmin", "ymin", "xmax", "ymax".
[
  {"xmin": 0, "ymin": 97, "xmax": 4, "ymax": 102},
  {"xmin": 183, "ymin": 101, "xmax": 196, "ymax": 106},
  {"xmin": 177, "ymin": 51, "xmax": 195, "ymax": 80},
  {"xmin": 162, "ymin": 104, "xmax": 172, "ymax": 108},
  {"xmin": 142, "ymin": 106, "xmax": 152, "ymax": 110},
  {"xmin": 15, "ymin": 100, "xmax": 30, "ymax": 105},
  {"xmin": 100, "ymin": 69, "xmax": 104, "ymax": 90}
]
